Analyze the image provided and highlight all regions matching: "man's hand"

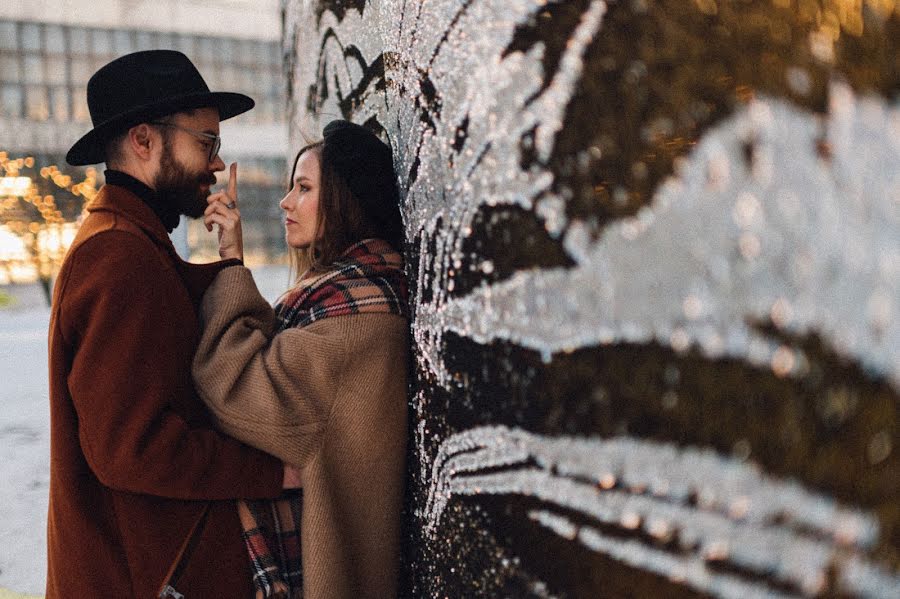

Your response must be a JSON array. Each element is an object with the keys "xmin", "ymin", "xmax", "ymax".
[
  {"xmin": 204, "ymin": 162, "xmax": 243, "ymax": 261},
  {"xmin": 282, "ymin": 463, "xmax": 302, "ymax": 490}
]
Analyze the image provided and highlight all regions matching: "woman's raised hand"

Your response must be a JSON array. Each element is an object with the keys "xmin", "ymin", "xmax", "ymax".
[{"xmin": 204, "ymin": 162, "xmax": 244, "ymax": 261}]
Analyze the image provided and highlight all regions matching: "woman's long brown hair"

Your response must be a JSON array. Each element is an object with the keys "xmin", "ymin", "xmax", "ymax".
[{"xmin": 287, "ymin": 142, "xmax": 386, "ymax": 287}]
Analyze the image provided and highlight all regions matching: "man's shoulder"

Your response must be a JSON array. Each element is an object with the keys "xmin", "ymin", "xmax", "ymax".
[
  {"xmin": 65, "ymin": 199, "xmax": 177, "ymax": 272},
  {"xmin": 71, "ymin": 208, "xmax": 150, "ymax": 251},
  {"xmin": 56, "ymin": 213, "xmax": 172, "ymax": 300}
]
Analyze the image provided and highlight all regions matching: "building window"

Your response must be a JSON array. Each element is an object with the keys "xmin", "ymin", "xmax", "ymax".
[
  {"xmin": 69, "ymin": 57, "xmax": 92, "ymax": 86},
  {"xmin": 25, "ymin": 84, "xmax": 49, "ymax": 121},
  {"xmin": 69, "ymin": 27, "xmax": 90, "ymax": 54},
  {"xmin": 20, "ymin": 22, "xmax": 41, "ymax": 52},
  {"xmin": 45, "ymin": 25, "xmax": 66, "ymax": 54},
  {"xmin": 46, "ymin": 56, "xmax": 67, "ymax": 85},
  {"xmin": 135, "ymin": 30, "xmax": 157, "ymax": 51},
  {"xmin": 0, "ymin": 19, "xmax": 286, "ymax": 129},
  {"xmin": 0, "ymin": 22, "xmax": 17, "ymax": 51},
  {"xmin": 0, "ymin": 52, "xmax": 19, "ymax": 82},
  {"xmin": 50, "ymin": 86, "xmax": 69, "ymax": 122},
  {"xmin": 91, "ymin": 28, "xmax": 112, "ymax": 56},
  {"xmin": 22, "ymin": 54, "xmax": 44, "ymax": 85},
  {"xmin": 175, "ymin": 34, "xmax": 195, "ymax": 57},
  {"xmin": 72, "ymin": 92, "xmax": 90, "ymax": 123},
  {"xmin": 0, "ymin": 83, "xmax": 22, "ymax": 118},
  {"xmin": 113, "ymin": 30, "xmax": 134, "ymax": 55}
]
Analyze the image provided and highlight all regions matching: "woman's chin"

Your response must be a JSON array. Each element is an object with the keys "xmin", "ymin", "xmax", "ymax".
[{"xmin": 287, "ymin": 236, "xmax": 311, "ymax": 250}]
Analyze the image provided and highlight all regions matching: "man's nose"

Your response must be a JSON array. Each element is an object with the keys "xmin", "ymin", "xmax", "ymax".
[{"xmin": 210, "ymin": 154, "xmax": 226, "ymax": 171}]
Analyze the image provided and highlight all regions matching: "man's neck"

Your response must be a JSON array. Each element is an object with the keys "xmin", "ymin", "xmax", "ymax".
[
  {"xmin": 106, "ymin": 165, "xmax": 155, "ymax": 190},
  {"xmin": 104, "ymin": 169, "xmax": 181, "ymax": 233}
]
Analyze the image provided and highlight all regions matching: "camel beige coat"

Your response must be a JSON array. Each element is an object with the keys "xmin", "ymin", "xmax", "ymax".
[{"xmin": 193, "ymin": 265, "xmax": 409, "ymax": 599}]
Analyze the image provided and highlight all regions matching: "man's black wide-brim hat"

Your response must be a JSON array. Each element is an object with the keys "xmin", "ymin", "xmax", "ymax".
[{"xmin": 66, "ymin": 49, "xmax": 254, "ymax": 166}]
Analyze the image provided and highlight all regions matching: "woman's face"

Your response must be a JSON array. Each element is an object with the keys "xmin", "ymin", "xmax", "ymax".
[{"xmin": 280, "ymin": 150, "xmax": 321, "ymax": 249}]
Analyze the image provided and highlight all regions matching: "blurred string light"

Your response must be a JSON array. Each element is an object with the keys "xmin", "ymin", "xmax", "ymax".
[{"xmin": 0, "ymin": 151, "xmax": 98, "ymax": 286}]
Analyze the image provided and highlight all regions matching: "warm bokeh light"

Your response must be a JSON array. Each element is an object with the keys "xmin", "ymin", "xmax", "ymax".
[
  {"xmin": 0, "ymin": 177, "xmax": 33, "ymax": 197},
  {"xmin": 0, "ymin": 152, "xmax": 97, "ymax": 285},
  {"xmin": 0, "ymin": 226, "xmax": 28, "ymax": 259}
]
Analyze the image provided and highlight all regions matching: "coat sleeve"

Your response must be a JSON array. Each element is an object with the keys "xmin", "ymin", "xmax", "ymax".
[
  {"xmin": 58, "ymin": 231, "xmax": 283, "ymax": 500},
  {"xmin": 192, "ymin": 265, "xmax": 345, "ymax": 467}
]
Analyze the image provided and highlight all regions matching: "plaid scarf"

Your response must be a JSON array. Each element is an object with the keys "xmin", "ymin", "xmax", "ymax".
[
  {"xmin": 274, "ymin": 238, "xmax": 408, "ymax": 329},
  {"xmin": 238, "ymin": 238, "xmax": 407, "ymax": 599}
]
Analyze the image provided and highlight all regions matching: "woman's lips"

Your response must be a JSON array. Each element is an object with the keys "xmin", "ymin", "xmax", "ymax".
[{"xmin": 285, "ymin": 218, "xmax": 297, "ymax": 226}]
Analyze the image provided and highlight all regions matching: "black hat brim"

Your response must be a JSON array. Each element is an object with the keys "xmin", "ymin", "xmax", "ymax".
[{"xmin": 66, "ymin": 91, "xmax": 254, "ymax": 166}]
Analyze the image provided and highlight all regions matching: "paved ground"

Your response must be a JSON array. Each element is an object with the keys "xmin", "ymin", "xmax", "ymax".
[
  {"xmin": 0, "ymin": 590, "xmax": 41, "ymax": 599},
  {"xmin": 0, "ymin": 305, "xmax": 51, "ymax": 596},
  {"xmin": 0, "ymin": 265, "xmax": 288, "ymax": 596}
]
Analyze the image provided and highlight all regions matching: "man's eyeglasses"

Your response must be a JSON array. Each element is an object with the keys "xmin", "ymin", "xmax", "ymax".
[{"xmin": 149, "ymin": 122, "xmax": 221, "ymax": 163}]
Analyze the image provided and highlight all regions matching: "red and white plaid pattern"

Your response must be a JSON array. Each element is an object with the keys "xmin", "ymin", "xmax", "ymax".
[
  {"xmin": 239, "ymin": 496, "xmax": 302, "ymax": 598},
  {"xmin": 275, "ymin": 238, "xmax": 408, "ymax": 329}
]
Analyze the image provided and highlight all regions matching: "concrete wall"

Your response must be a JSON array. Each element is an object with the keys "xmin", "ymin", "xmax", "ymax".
[
  {"xmin": 285, "ymin": 1, "xmax": 899, "ymax": 596},
  {"xmin": 0, "ymin": 118, "xmax": 286, "ymax": 159},
  {"xmin": 0, "ymin": 0, "xmax": 281, "ymax": 40}
]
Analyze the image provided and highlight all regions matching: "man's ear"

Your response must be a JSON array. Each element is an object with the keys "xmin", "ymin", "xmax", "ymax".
[{"xmin": 128, "ymin": 124, "xmax": 157, "ymax": 161}]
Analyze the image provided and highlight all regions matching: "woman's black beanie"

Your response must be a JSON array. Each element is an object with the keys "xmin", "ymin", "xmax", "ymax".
[{"xmin": 321, "ymin": 120, "xmax": 404, "ymax": 250}]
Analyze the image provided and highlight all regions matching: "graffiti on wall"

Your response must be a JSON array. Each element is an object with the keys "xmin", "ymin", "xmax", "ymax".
[{"xmin": 284, "ymin": 0, "xmax": 899, "ymax": 596}]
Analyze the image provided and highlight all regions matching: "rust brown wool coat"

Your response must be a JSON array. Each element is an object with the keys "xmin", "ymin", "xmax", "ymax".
[{"xmin": 46, "ymin": 184, "xmax": 284, "ymax": 598}]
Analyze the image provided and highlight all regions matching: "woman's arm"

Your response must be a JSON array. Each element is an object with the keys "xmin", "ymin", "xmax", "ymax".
[
  {"xmin": 193, "ymin": 265, "xmax": 347, "ymax": 466},
  {"xmin": 59, "ymin": 232, "xmax": 284, "ymax": 499}
]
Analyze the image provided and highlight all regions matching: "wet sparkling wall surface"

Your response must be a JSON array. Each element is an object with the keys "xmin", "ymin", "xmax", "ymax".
[{"xmin": 284, "ymin": 1, "xmax": 899, "ymax": 596}]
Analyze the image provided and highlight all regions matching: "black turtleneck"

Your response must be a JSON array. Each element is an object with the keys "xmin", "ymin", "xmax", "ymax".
[{"xmin": 104, "ymin": 170, "xmax": 181, "ymax": 233}]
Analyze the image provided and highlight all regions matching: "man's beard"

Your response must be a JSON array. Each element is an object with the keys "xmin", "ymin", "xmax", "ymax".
[{"xmin": 154, "ymin": 142, "xmax": 216, "ymax": 219}]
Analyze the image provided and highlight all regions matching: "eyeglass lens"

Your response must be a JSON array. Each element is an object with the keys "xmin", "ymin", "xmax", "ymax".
[{"xmin": 209, "ymin": 136, "xmax": 221, "ymax": 162}]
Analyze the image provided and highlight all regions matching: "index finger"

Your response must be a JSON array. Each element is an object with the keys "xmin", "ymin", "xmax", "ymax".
[{"xmin": 228, "ymin": 162, "xmax": 238, "ymax": 199}]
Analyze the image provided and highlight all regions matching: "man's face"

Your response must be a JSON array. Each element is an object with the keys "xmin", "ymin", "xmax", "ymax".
[{"xmin": 153, "ymin": 107, "xmax": 226, "ymax": 218}]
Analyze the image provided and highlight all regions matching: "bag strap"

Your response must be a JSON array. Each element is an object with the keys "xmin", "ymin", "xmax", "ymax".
[{"xmin": 158, "ymin": 502, "xmax": 212, "ymax": 599}]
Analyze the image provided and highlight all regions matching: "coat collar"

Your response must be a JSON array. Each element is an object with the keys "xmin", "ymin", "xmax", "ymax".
[
  {"xmin": 86, "ymin": 182, "xmax": 242, "ymax": 308},
  {"xmin": 103, "ymin": 170, "xmax": 181, "ymax": 233},
  {"xmin": 87, "ymin": 183, "xmax": 175, "ymax": 250}
]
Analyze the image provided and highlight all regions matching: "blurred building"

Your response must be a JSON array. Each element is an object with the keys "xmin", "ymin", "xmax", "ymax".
[{"xmin": 0, "ymin": 0, "xmax": 289, "ymax": 283}]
